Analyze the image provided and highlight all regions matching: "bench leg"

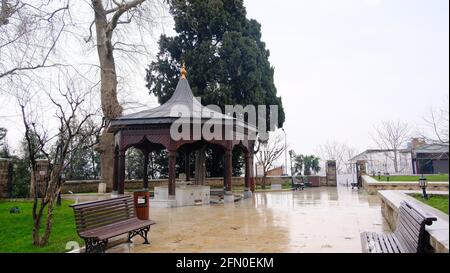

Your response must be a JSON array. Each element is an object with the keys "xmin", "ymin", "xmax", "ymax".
[
  {"xmin": 128, "ymin": 226, "xmax": 151, "ymax": 244},
  {"xmin": 85, "ymin": 238, "xmax": 108, "ymax": 253}
]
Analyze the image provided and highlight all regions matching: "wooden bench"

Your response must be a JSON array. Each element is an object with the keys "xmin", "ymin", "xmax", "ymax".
[
  {"xmin": 71, "ymin": 196, "xmax": 156, "ymax": 253},
  {"xmin": 361, "ymin": 201, "xmax": 437, "ymax": 253}
]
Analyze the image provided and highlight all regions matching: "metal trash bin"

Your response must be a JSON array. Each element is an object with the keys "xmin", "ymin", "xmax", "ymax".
[{"xmin": 133, "ymin": 190, "xmax": 150, "ymax": 220}]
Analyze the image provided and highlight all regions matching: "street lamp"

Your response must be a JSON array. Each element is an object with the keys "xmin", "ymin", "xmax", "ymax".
[
  {"xmin": 281, "ymin": 128, "xmax": 287, "ymax": 176},
  {"xmin": 419, "ymin": 174, "xmax": 428, "ymax": 200},
  {"xmin": 289, "ymin": 150, "xmax": 294, "ymax": 176}
]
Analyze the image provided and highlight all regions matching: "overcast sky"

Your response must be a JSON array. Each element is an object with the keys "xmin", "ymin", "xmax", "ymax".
[
  {"xmin": 244, "ymin": 0, "xmax": 449, "ymax": 155},
  {"xmin": 1, "ymin": 0, "xmax": 449, "ymax": 160}
]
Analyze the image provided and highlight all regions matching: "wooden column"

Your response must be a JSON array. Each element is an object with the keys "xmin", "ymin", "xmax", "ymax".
[
  {"xmin": 224, "ymin": 148, "xmax": 232, "ymax": 193},
  {"xmin": 143, "ymin": 150, "xmax": 149, "ymax": 189},
  {"xmin": 185, "ymin": 151, "xmax": 190, "ymax": 182},
  {"xmin": 245, "ymin": 153, "xmax": 251, "ymax": 189},
  {"xmin": 118, "ymin": 149, "xmax": 126, "ymax": 195},
  {"xmin": 168, "ymin": 150, "xmax": 176, "ymax": 198},
  {"xmin": 250, "ymin": 151, "xmax": 256, "ymax": 192},
  {"xmin": 113, "ymin": 149, "xmax": 119, "ymax": 193}
]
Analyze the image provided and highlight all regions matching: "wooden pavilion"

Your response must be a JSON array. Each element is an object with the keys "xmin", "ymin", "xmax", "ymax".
[{"xmin": 107, "ymin": 65, "xmax": 256, "ymax": 202}]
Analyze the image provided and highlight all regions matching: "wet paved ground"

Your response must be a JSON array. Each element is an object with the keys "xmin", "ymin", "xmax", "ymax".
[{"xmin": 102, "ymin": 186, "xmax": 390, "ymax": 253}]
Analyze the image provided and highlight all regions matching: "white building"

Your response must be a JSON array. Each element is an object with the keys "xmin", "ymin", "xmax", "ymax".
[{"xmin": 349, "ymin": 149, "xmax": 413, "ymax": 175}]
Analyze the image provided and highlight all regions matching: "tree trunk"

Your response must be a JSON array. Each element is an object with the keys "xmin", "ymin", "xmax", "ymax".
[
  {"xmin": 32, "ymin": 170, "xmax": 61, "ymax": 247},
  {"xmin": 262, "ymin": 174, "xmax": 267, "ymax": 190},
  {"xmin": 32, "ymin": 206, "xmax": 44, "ymax": 246},
  {"xmin": 40, "ymin": 198, "xmax": 55, "ymax": 246},
  {"xmin": 393, "ymin": 150, "xmax": 399, "ymax": 173},
  {"xmin": 92, "ymin": 0, "xmax": 123, "ymax": 191}
]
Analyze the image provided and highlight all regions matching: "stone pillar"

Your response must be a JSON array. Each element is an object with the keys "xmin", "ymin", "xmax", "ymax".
[
  {"xmin": 30, "ymin": 159, "xmax": 50, "ymax": 198},
  {"xmin": 357, "ymin": 160, "xmax": 367, "ymax": 176},
  {"xmin": 244, "ymin": 153, "xmax": 252, "ymax": 199},
  {"xmin": 117, "ymin": 150, "xmax": 126, "ymax": 195},
  {"xmin": 326, "ymin": 160, "xmax": 337, "ymax": 186},
  {"xmin": 168, "ymin": 150, "xmax": 176, "ymax": 199},
  {"xmin": 0, "ymin": 159, "xmax": 11, "ymax": 199},
  {"xmin": 356, "ymin": 160, "xmax": 367, "ymax": 188}
]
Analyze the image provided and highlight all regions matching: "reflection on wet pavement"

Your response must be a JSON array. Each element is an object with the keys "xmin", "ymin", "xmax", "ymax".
[{"xmin": 105, "ymin": 186, "xmax": 389, "ymax": 253}]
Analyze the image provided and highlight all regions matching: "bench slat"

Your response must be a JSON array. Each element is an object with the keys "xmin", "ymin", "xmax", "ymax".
[
  {"xmin": 91, "ymin": 220, "xmax": 155, "ymax": 241},
  {"xmin": 397, "ymin": 219, "xmax": 419, "ymax": 244},
  {"xmin": 75, "ymin": 202, "xmax": 135, "ymax": 216},
  {"xmin": 374, "ymin": 233, "xmax": 388, "ymax": 253},
  {"xmin": 360, "ymin": 232, "xmax": 369, "ymax": 253},
  {"xmin": 387, "ymin": 234, "xmax": 403, "ymax": 253},
  {"xmin": 71, "ymin": 196, "xmax": 132, "ymax": 209},
  {"xmin": 79, "ymin": 218, "xmax": 155, "ymax": 238},
  {"xmin": 399, "ymin": 207, "xmax": 422, "ymax": 233},
  {"xmin": 395, "ymin": 222, "xmax": 418, "ymax": 253},
  {"xmin": 75, "ymin": 200, "xmax": 133, "ymax": 216},
  {"xmin": 381, "ymin": 234, "xmax": 395, "ymax": 253},
  {"xmin": 75, "ymin": 206, "xmax": 135, "ymax": 223},
  {"xmin": 76, "ymin": 213, "xmax": 134, "ymax": 231},
  {"xmin": 371, "ymin": 233, "xmax": 383, "ymax": 253}
]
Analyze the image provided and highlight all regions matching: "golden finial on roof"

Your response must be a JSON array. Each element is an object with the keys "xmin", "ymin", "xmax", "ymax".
[{"xmin": 181, "ymin": 62, "xmax": 187, "ymax": 79}]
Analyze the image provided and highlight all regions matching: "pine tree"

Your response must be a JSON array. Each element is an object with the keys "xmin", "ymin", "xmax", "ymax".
[
  {"xmin": 146, "ymin": 0, "xmax": 285, "ymax": 126},
  {"xmin": 146, "ymin": 0, "xmax": 285, "ymax": 177}
]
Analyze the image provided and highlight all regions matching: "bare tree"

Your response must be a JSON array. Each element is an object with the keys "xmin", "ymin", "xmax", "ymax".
[
  {"xmin": 371, "ymin": 120, "xmax": 410, "ymax": 173},
  {"xmin": 317, "ymin": 140, "xmax": 357, "ymax": 174},
  {"xmin": 421, "ymin": 96, "xmax": 449, "ymax": 144},
  {"xmin": 88, "ymin": 0, "xmax": 165, "ymax": 190},
  {"xmin": 0, "ymin": 0, "xmax": 69, "ymax": 83},
  {"xmin": 255, "ymin": 131, "xmax": 286, "ymax": 189},
  {"xmin": 17, "ymin": 80, "xmax": 102, "ymax": 247}
]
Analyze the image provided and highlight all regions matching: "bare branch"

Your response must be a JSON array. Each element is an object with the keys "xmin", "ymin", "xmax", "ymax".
[{"xmin": 371, "ymin": 120, "xmax": 411, "ymax": 173}]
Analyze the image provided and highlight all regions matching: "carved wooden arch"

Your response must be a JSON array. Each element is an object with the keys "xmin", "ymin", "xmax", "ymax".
[
  {"xmin": 174, "ymin": 139, "xmax": 231, "ymax": 151},
  {"xmin": 232, "ymin": 141, "xmax": 250, "ymax": 155},
  {"xmin": 174, "ymin": 139, "xmax": 205, "ymax": 152},
  {"xmin": 209, "ymin": 139, "xmax": 231, "ymax": 151},
  {"xmin": 118, "ymin": 134, "xmax": 170, "ymax": 151},
  {"xmin": 125, "ymin": 136, "xmax": 167, "ymax": 152}
]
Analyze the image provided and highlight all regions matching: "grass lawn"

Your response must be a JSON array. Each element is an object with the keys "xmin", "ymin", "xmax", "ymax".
[
  {"xmin": 411, "ymin": 194, "xmax": 449, "ymax": 215},
  {"xmin": 0, "ymin": 200, "xmax": 82, "ymax": 253},
  {"xmin": 372, "ymin": 174, "xmax": 449, "ymax": 182}
]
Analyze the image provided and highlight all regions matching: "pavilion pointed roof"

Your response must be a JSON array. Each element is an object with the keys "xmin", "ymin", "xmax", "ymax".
[{"xmin": 108, "ymin": 66, "xmax": 235, "ymax": 131}]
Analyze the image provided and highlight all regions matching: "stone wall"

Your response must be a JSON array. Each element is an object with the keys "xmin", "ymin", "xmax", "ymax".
[
  {"xmin": 0, "ymin": 159, "xmax": 11, "ymax": 198},
  {"xmin": 62, "ymin": 176, "xmax": 294, "ymax": 194},
  {"xmin": 362, "ymin": 175, "xmax": 449, "ymax": 195}
]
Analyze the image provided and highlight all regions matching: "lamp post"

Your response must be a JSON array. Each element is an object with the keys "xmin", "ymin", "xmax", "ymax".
[
  {"xmin": 281, "ymin": 128, "xmax": 287, "ymax": 176},
  {"xmin": 289, "ymin": 150, "xmax": 294, "ymax": 189},
  {"xmin": 419, "ymin": 174, "xmax": 428, "ymax": 200},
  {"xmin": 289, "ymin": 150, "xmax": 294, "ymax": 176}
]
